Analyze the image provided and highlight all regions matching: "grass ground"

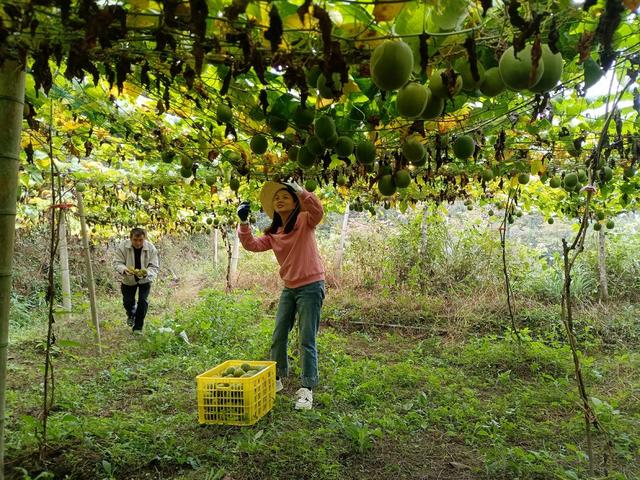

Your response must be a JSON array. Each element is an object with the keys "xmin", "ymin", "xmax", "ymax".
[{"xmin": 5, "ymin": 265, "xmax": 640, "ymax": 480}]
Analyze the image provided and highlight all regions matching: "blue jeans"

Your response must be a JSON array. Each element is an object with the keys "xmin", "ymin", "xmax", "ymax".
[{"xmin": 271, "ymin": 281, "xmax": 325, "ymax": 389}]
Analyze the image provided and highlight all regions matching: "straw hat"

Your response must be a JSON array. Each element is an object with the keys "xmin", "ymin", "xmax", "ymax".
[{"xmin": 259, "ymin": 181, "xmax": 298, "ymax": 218}]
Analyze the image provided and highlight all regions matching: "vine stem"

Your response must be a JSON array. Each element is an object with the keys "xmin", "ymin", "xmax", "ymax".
[
  {"xmin": 41, "ymin": 100, "xmax": 59, "ymax": 461},
  {"xmin": 560, "ymin": 74, "xmax": 636, "ymax": 476},
  {"xmin": 499, "ymin": 187, "xmax": 521, "ymax": 341}
]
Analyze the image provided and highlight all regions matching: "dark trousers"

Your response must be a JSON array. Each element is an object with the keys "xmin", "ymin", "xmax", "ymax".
[{"xmin": 121, "ymin": 283, "xmax": 151, "ymax": 330}]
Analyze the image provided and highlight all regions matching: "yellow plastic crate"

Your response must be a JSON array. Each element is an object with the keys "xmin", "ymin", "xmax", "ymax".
[{"xmin": 196, "ymin": 360, "xmax": 276, "ymax": 426}]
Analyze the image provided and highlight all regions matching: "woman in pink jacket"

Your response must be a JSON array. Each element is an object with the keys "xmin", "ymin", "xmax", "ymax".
[{"xmin": 237, "ymin": 180, "xmax": 325, "ymax": 410}]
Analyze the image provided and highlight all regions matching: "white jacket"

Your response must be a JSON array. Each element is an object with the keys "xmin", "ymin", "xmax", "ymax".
[{"xmin": 113, "ymin": 239, "xmax": 160, "ymax": 286}]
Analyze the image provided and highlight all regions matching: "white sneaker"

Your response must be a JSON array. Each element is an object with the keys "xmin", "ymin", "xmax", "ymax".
[
  {"xmin": 294, "ymin": 388, "xmax": 313, "ymax": 410},
  {"xmin": 275, "ymin": 378, "xmax": 284, "ymax": 392}
]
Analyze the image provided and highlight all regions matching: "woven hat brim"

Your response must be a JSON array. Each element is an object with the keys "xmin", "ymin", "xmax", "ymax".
[{"xmin": 259, "ymin": 181, "xmax": 289, "ymax": 218}]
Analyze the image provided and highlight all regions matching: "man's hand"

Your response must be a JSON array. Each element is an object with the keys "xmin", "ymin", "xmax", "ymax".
[{"xmin": 237, "ymin": 201, "xmax": 251, "ymax": 222}]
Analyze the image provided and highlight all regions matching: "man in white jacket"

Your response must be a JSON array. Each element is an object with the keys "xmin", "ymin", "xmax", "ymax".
[{"xmin": 113, "ymin": 228, "xmax": 160, "ymax": 334}]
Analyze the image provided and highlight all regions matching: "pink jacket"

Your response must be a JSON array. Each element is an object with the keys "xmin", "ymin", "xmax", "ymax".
[{"xmin": 238, "ymin": 191, "xmax": 325, "ymax": 288}]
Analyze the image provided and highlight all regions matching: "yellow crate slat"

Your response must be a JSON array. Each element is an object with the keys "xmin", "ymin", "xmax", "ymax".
[{"xmin": 196, "ymin": 360, "xmax": 276, "ymax": 426}]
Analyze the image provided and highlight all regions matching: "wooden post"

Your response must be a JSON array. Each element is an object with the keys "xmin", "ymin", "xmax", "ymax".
[
  {"xmin": 0, "ymin": 58, "xmax": 26, "ymax": 480},
  {"xmin": 76, "ymin": 192, "xmax": 102, "ymax": 354},
  {"xmin": 58, "ymin": 210, "xmax": 72, "ymax": 312}
]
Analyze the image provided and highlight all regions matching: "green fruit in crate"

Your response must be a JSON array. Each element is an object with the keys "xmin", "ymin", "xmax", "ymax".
[
  {"xmin": 233, "ymin": 368, "xmax": 244, "ymax": 377},
  {"xmin": 246, "ymin": 370, "xmax": 259, "ymax": 376},
  {"xmin": 224, "ymin": 367, "xmax": 235, "ymax": 376},
  {"xmin": 240, "ymin": 363, "xmax": 251, "ymax": 371},
  {"xmin": 241, "ymin": 373, "xmax": 252, "ymax": 378}
]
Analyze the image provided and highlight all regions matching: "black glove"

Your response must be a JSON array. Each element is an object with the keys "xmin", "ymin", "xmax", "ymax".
[{"xmin": 237, "ymin": 201, "xmax": 251, "ymax": 222}]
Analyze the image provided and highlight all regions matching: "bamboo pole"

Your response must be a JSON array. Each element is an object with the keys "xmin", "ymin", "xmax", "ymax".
[
  {"xmin": 76, "ymin": 192, "xmax": 102, "ymax": 354},
  {"xmin": 0, "ymin": 58, "xmax": 26, "ymax": 480},
  {"xmin": 224, "ymin": 227, "xmax": 233, "ymax": 291},
  {"xmin": 230, "ymin": 227, "xmax": 240, "ymax": 282},
  {"xmin": 58, "ymin": 210, "xmax": 72, "ymax": 312},
  {"xmin": 213, "ymin": 228, "xmax": 219, "ymax": 267},
  {"xmin": 334, "ymin": 202, "xmax": 350, "ymax": 272},
  {"xmin": 418, "ymin": 203, "xmax": 428, "ymax": 292}
]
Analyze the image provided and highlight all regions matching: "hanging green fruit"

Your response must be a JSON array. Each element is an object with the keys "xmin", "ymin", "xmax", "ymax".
[{"xmin": 370, "ymin": 40, "xmax": 414, "ymax": 91}]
